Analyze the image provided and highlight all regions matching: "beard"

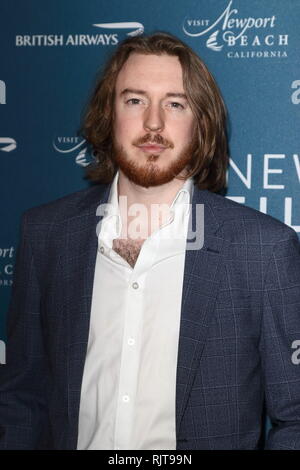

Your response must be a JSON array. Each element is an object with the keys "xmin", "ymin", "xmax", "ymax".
[{"xmin": 112, "ymin": 133, "xmax": 196, "ymax": 188}]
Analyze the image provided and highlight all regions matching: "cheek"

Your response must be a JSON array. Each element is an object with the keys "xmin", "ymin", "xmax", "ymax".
[
  {"xmin": 172, "ymin": 120, "xmax": 196, "ymax": 142},
  {"xmin": 114, "ymin": 112, "xmax": 140, "ymax": 140}
]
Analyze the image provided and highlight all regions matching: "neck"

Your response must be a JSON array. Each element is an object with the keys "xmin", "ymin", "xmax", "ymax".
[
  {"xmin": 117, "ymin": 170, "xmax": 190, "ymax": 240},
  {"xmin": 117, "ymin": 170, "xmax": 188, "ymax": 208}
]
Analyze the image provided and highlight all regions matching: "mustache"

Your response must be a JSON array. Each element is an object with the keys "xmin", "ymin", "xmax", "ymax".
[{"xmin": 132, "ymin": 133, "xmax": 174, "ymax": 149}]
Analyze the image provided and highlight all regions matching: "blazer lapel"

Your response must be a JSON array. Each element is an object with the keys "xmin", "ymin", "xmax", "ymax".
[
  {"xmin": 176, "ymin": 188, "xmax": 227, "ymax": 435},
  {"xmin": 63, "ymin": 183, "xmax": 111, "ymax": 446}
]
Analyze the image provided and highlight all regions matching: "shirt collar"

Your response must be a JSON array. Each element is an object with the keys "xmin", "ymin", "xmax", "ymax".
[
  {"xmin": 108, "ymin": 170, "xmax": 193, "ymax": 211},
  {"xmin": 169, "ymin": 176, "xmax": 193, "ymax": 217},
  {"xmin": 99, "ymin": 170, "xmax": 194, "ymax": 245}
]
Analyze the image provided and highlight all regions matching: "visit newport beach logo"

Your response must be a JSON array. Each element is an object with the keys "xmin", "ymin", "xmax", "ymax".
[
  {"xmin": 183, "ymin": 0, "xmax": 289, "ymax": 59},
  {"xmin": 53, "ymin": 137, "xmax": 95, "ymax": 167}
]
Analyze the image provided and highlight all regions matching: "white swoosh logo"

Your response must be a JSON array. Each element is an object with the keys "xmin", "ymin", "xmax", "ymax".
[
  {"xmin": 0, "ymin": 137, "xmax": 17, "ymax": 152},
  {"xmin": 53, "ymin": 139, "xmax": 86, "ymax": 153},
  {"xmin": 93, "ymin": 22, "xmax": 144, "ymax": 36},
  {"xmin": 75, "ymin": 147, "xmax": 91, "ymax": 167},
  {"xmin": 206, "ymin": 30, "xmax": 223, "ymax": 51}
]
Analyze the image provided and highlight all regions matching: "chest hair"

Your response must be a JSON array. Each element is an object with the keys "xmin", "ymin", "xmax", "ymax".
[{"xmin": 112, "ymin": 238, "xmax": 145, "ymax": 268}]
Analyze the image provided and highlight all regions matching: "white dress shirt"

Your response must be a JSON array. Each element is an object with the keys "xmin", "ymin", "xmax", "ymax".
[{"xmin": 77, "ymin": 171, "xmax": 194, "ymax": 450}]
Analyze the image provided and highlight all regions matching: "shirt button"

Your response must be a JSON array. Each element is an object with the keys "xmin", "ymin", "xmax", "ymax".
[
  {"xmin": 132, "ymin": 282, "xmax": 139, "ymax": 289},
  {"xmin": 128, "ymin": 338, "xmax": 135, "ymax": 346},
  {"xmin": 122, "ymin": 395, "xmax": 130, "ymax": 403},
  {"xmin": 99, "ymin": 246, "xmax": 104, "ymax": 254}
]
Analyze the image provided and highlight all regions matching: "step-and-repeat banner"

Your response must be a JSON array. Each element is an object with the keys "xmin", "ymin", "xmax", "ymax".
[{"xmin": 0, "ymin": 0, "xmax": 299, "ymax": 369}]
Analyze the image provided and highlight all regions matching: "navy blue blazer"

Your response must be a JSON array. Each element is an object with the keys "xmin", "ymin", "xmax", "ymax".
[{"xmin": 1, "ymin": 182, "xmax": 300, "ymax": 450}]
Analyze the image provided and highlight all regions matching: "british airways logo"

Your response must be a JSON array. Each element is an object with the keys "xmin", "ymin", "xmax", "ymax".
[
  {"xmin": 0, "ymin": 138, "xmax": 17, "ymax": 152},
  {"xmin": 93, "ymin": 22, "xmax": 144, "ymax": 37},
  {"xmin": 15, "ymin": 20, "xmax": 144, "ymax": 47}
]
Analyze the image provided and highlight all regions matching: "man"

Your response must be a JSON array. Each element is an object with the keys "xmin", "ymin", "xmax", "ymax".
[{"xmin": 0, "ymin": 32, "xmax": 300, "ymax": 450}]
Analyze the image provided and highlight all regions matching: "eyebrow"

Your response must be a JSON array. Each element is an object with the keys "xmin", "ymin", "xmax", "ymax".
[{"xmin": 120, "ymin": 88, "xmax": 188, "ymax": 100}]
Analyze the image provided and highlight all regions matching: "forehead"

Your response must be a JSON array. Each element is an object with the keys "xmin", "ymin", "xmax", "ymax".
[{"xmin": 115, "ymin": 53, "xmax": 185, "ymax": 92}]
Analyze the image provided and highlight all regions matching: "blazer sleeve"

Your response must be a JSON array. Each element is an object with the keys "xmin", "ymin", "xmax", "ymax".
[
  {"xmin": 260, "ymin": 229, "xmax": 300, "ymax": 449},
  {"xmin": 0, "ymin": 212, "xmax": 51, "ymax": 449}
]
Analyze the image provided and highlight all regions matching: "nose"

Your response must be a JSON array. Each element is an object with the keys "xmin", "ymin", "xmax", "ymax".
[{"xmin": 143, "ymin": 103, "xmax": 164, "ymax": 132}]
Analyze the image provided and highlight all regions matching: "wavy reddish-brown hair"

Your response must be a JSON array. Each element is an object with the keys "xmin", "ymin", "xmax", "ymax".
[{"xmin": 81, "ymin": 32, "xmax": 229, "ymax": 191}]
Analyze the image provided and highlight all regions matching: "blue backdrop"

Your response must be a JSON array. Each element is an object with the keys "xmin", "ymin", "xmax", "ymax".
[{"xmin": 0, "ymin": 0, "xmax": 299, "ymax": 371}]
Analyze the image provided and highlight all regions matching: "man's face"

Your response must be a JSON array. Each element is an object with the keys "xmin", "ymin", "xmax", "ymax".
[{"xmin": 113, "ymin": 53, "xmax": 196, "ymax": 187}]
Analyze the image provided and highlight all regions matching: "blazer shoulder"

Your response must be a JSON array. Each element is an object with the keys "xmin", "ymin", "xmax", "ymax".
[
  {"xmin": 22, "ymin": 183, "xmax": 110, "ymax": 225},
  {"xmin": 201, "ymin": 190, "xmax": 298, "ymax": 244}
]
